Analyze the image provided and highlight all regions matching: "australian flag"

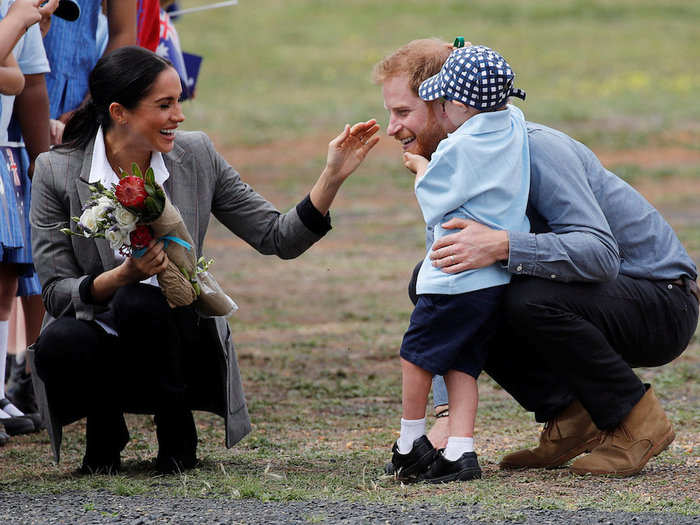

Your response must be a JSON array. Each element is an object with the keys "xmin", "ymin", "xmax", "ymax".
[{"xmin": 155, "ymin": 10, "xmax": 202, "ymax": 101}]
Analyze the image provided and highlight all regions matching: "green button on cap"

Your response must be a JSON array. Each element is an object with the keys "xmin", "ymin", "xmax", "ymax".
[{"xmin": 453, "ymin": 36, "xmax": 465, "ymax": 48}]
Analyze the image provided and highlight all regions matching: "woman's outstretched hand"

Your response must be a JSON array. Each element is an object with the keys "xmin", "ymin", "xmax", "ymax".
[
  {"xmin": 325, "ymin": 119, "xmax": 380, "ymax": 181},
  {"xmin": 310, "ymin": 119, "xmax": 380, "ymax": 215}
]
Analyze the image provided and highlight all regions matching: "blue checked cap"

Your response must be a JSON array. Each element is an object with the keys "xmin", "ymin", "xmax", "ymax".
[{"xmin": 418, "ymin": 45, "xmax": 526, "ymax": 110}]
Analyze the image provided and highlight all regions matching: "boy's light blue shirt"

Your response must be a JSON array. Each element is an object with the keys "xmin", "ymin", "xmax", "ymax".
[{"xmin": 415, "ymin": 104, "xmax": 530, "ymax": 295}]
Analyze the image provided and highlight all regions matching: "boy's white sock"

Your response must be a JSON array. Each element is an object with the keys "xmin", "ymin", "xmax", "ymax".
[
  {"xmin": 443, "ymin": 436, "xmax": 474, "ymax": 461},
  {"xmin": 0, "ymin": 321, "xmax": 22, "ymax": 416},
  {"xmin": 397, "ymin": 417, "xmax": 426, "ymax": 454}
]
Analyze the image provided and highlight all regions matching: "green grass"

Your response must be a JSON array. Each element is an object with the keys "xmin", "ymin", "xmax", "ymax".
[
  {"xmin": 3, "ymin": 0, "xmax": 700, "ymax": 519},
  {"xmin": 175, "ymin": 0, "xmax": 700, "ymax": 148}
]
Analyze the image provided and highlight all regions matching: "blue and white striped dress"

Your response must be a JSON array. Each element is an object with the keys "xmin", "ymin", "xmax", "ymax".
[
  {"xmin": 0, "ymin": 101, "xmax": 26, "ymax": 264},
  {"xmin": 0, "ymin": 1, "xmax": 48, "ymax": 293}
]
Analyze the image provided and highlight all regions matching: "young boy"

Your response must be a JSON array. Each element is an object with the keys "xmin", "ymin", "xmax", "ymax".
[{"xmin": 390, "ymin": 44, "xmax": 530, "ymax": 483}]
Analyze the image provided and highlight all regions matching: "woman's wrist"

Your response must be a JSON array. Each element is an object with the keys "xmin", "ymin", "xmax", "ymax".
[
  {"xmin": 91, "ymin": 265, "xmax": 133, "ymax": 303},
  {"xmin": 309, "ymin": 168, "xmax": 343, "ymax": 216}
]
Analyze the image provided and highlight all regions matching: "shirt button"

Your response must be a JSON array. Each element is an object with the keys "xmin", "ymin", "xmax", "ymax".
[
  {"xmin": 668, "ymin": 284, "xmax": 673, "ymax": 290},
  {"xmin": 550, "ymin": 274, "xmax": 557, "ymax": 279},
  {"xmin": 516, "ymin": 265, "xmax": 523, "ymax": 272}
]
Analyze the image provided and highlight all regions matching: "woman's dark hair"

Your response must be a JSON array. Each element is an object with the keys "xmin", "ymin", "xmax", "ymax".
[{"xmin": 61, "ymin": 46, "xmax": 172, "ymax": 150}]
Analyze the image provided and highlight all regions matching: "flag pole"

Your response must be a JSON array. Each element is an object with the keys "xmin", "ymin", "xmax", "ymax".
[{"xmin": 168, "ymin": 0, "xmax": 238, "ymax": 17}]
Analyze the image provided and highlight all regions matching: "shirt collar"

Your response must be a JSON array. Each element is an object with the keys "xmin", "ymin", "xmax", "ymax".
[
  {"xmin": 89, "ymin": 126, "xmax": 170, "ymax": 188},
  {"xmin": 453, "ymin": 104, "xmax": 520, "ymax": 137}
]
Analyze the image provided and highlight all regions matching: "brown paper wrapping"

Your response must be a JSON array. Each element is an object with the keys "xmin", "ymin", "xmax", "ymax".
[{"xmin": 147, "ymin": 196, "xmax": 236, "ymax": 316}]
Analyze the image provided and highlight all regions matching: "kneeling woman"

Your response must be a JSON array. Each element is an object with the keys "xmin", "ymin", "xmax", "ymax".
[{"xmin": 30, "ymin": 46, "xmax": 379, "ymax": 474}]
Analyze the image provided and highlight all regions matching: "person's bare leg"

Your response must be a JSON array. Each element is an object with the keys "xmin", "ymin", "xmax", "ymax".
[
  {"xmin": 444, "ymin": 370, "xmax": 477, "ymax": 438},
  {"xmin": 7, "ymin": 299, "xmax": 20, "ymax": 356},
  {"xmin": 391, "ymin": 358, "xmax": 436, "ymax": 479},
  {"xmin": 0, "ymin": 264, "xmax": 24, "ymax": 416},
  {"xmin": 427, "ymin": 405, "xmax": 449, "ymax": 449},
  {"xmin": 421, "ymin": 370, "xmax": 482, "ymax": 482},
  {"xmin": 401, "ymin": 358, "xmax": 432, "ymax": 420}
]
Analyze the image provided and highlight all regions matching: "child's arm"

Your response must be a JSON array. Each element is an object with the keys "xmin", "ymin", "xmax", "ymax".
[
  {"xmin": 403, "ymin": 151, "xmax": 430, "ymax": 185},
  {"xmin": 0, "ymin": 53, "xmax": 25, "ymax": 96},
  {"xmin": 14, "ymin": 73, "xmax": 51, "ymax": 177},
  {"xmin": 0, "ymin": 0, "xmax": 46, "ymax": 59}
]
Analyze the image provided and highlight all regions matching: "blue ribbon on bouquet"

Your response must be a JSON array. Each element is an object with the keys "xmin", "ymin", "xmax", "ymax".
[{"xmin": 132, "ymin": 235, "xmax": 192, "ymax": 258}]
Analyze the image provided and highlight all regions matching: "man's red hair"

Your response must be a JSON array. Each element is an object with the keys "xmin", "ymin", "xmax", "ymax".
[{"xmin": 372, "ymin": 38, "xmax": 453, "ymax": 94}]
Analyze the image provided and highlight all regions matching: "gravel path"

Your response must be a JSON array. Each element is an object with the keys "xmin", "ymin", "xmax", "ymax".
[{"xmin": 1, "ymin": 492, "xmax": 698, "ymax": 524}]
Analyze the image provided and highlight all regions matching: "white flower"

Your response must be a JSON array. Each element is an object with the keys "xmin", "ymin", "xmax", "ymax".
[
  {"xmin": 79, "ymin": 207, "xmax": 99, "ymax": 233},
  {"xmin": 114, "ymin": 205, "xmax": 138, "ymax": 229},
  {"xmin": 93, "ymin": 196, "xmax": 114, "ymax": 218},
  {"xmin": 105, "ymin": 226, "xmax": 128, "ymax": 250}
]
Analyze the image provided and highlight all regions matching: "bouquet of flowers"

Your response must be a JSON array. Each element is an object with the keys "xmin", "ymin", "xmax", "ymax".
[{"xmin": 61, "ymin": 164, "xmax": 237, "ymax": 317}]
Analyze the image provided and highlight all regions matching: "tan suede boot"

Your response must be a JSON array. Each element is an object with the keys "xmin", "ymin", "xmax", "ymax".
[
  {"xmin": 570, "ymin": 386, "xmax": 675, "ymax": 476},
  {"xmin": 499, "ymin": 400, "xmax": 601, "ymax": 469}
]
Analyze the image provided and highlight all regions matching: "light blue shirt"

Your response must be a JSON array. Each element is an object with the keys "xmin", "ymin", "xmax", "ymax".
[
  {"xmin": 508, "ymin": 122, "xmax": 697, "ymax": 282},
  {"xmin": 415, "ymin": 105, "xmax": 530, "ymax": 295},
  {"xmin": 0, "ymin": 0, "xmax": 50, "ymax": 147},
  {"xmin": 431, "ymin": 121, "xmax": 697, "ymax": 407}
]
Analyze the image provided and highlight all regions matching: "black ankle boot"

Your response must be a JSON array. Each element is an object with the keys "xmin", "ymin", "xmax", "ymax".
[
  {"xmin": 154, "ymin": 409, "xmax": 198, "ymax": 474},
  {"xmin": 80, "ymin": 412, "xmax": 129, "ymax": 475},
  {"xmin": 6, "ymin": 357, "xmax": 38, "ymax": 414}
]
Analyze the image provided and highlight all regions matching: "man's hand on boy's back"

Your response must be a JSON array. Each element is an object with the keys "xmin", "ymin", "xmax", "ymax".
[{"xmin": 430, "ymin": 218, "xmax": 510, "ymax": 273}]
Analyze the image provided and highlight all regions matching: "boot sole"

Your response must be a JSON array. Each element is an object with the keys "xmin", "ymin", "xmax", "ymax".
[
  {"xmin": 570, "ymin": 428, "xmax": 675, "ymax": 477},
  {"xmin": 499, "ymin": 435, "xmax": 600, "ymax": 470}
]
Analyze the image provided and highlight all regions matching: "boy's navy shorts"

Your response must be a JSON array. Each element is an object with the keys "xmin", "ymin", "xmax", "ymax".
[{"xmin": 399, "ymin": 285, "xmax": 505, "ymax": 378}]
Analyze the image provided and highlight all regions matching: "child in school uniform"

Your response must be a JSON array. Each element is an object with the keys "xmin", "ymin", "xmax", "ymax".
[{"xmin": 390, "ymin": 45, "xmax": 530, "ymax": 483}]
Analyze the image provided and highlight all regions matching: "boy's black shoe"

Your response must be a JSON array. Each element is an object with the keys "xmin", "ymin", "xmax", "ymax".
[
  {"xmin": 391, "ymin": 435, "xmax": 437, "ymax": 481},
  {"xmin": 421, "ymin": 450, "xmax": 482, "ymax": 483}
]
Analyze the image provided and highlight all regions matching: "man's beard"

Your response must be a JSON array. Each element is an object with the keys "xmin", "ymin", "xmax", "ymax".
[{"xmin": 415, "ymin": 110, "xmax": 446, "ymax": 160}]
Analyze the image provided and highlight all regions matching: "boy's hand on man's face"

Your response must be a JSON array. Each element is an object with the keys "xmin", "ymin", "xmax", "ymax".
[{"xmin": 403, "ymin": 152, "xmax": 429, "ymax": 182}]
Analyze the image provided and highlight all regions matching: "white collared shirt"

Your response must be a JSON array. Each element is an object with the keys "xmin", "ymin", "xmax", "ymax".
[
  {"xmin": 89, "ymin": 128, "xmax": 172, "ymax": 335},
  {"xmin": 89, "ymin": 126, "xmax": 170, "ymax": 189}
]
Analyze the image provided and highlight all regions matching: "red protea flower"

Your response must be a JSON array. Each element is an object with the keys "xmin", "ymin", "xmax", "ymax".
[
  {"xmin": 130, "ymin": 224, "xmax": 153, "ymax": 249},
  {"xmin": 115, "ymin": 176, "xmax": 148, "ymax": 209}
]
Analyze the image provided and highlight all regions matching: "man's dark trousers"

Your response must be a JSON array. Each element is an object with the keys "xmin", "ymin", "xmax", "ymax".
[
  {"xmin": 409, "ymin": 264, "xmax": 699, "ymax": 430},
  {"xmin": 484, "ymin": 274, "xmax": 698, "ymax": 430}
]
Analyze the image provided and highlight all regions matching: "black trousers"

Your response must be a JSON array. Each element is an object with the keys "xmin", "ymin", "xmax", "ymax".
[
  {"xmin": 34, "ymin": 284, "xmax": 199, "ymax": 461},
  {"xmin": 409, "ymin": 264, "xmax": 699, "ymax": 430}
]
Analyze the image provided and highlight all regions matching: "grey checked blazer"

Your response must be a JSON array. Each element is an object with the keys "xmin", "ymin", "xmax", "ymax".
[{"xmin": 30, "ymin": 131, "xmax": 324, "ymax": 462}]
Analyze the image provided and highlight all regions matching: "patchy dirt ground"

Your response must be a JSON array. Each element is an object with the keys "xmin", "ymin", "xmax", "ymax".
[
  {"xmin": 199, "ymin": 135, "xmax": 700, "ymax": 505},
  {"xmin": 2, "ymin": 135, "xmax": 698, "ymax": 517}
]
